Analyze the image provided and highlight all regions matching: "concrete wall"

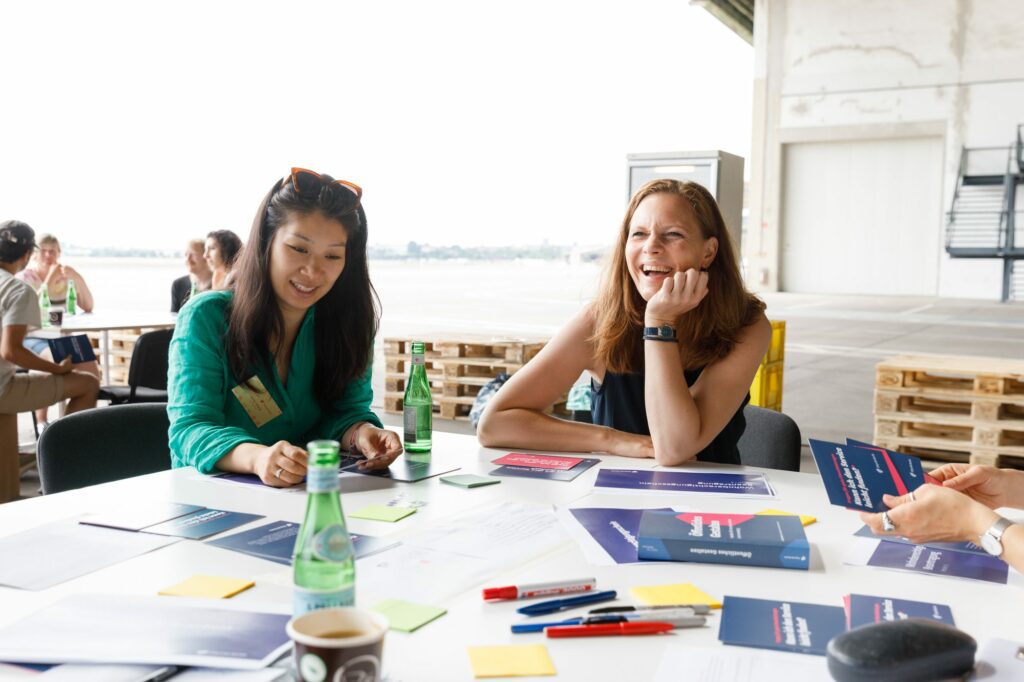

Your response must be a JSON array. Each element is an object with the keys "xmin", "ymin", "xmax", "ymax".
[{"xmin": 747, "ymin": 0, "xmax": 1024, "ymax": 299}]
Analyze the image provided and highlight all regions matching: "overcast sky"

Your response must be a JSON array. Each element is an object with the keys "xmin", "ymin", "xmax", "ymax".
[{"xmin": 1, "ymin": 0, "xmax": 753, "ymax": 250}]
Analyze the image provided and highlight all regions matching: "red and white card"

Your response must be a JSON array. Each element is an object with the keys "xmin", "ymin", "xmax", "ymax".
[{"xmin": 492, "ymin": 453, "xmax": 585, "ymax": 470}]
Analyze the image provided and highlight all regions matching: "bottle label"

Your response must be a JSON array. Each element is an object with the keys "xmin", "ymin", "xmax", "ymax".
[
  {"xmin": 313, "ymin": 524, "xmax": 353, "ymax": 562},
  {"xmin": 307, "ymin": 466, "xmax": 340, "ymax": 492},
  {"xmin": 404, "ymin": 406, "xmax": 417, "ymax": 441},
  {"xmin": 293, "ymin": 585, "xmax": 355, "ymax": 615},
  {"xmin": 404, "ymin": 404, "xmax": 432, "ymax": 443},
  {"xmin": 411, "ymin": 354, "xmax": 425, "ymax": 365}
]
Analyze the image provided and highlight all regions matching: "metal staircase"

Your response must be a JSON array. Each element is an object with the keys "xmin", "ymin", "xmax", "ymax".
[{"xmin": 946, "ymin": 124, "xmax": 1024, "ymax": 301}]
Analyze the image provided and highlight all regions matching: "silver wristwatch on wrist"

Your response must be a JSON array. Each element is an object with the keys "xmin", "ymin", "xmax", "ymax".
[{"xmin": 979, "ymin": 517, "xmax": 1014, "ymax": 557}]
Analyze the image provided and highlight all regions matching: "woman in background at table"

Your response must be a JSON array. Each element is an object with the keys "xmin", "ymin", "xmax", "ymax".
[
  {"xmin": 0, "ymin": 221, "xmax": 99, "ymax": 423},
  {"xmin": 205, "ymin": 229, "xmax": 243, "ymax": 291},
  {"xmin": 168, "ymin": 169, "xmax": 402, "ymax": 487},
  {"xmin": 478, "ymin": 179, "xmax": 770, "ymax": 466},
  {"xmin": 17, "ymin": 232, "xmax": 99, "ymax": 429},
  {"xmin": 862, "ymin": 463, "xmax": 1024, "ymax": 573}
]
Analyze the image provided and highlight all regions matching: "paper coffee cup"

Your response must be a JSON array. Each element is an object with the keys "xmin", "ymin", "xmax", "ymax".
[{"xmin": 287, "ymin": 607, "xmax": 388, "ymax": 682}]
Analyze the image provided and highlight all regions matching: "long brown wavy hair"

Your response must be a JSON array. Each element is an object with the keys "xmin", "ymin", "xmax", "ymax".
[{"xmin": 591, "ymin": 179, "xmax": 764, "ymax": 373}]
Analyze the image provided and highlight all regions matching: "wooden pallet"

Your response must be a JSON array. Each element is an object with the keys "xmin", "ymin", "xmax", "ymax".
[
  {"xmin": 872, "ymin": 437, "xmax": 1024, "ymax": 471},
  {"xmin": 875, "ymin": 390, "xmax": 1024, "ymax": 423},
  {"xmin": 876, "ymin": 355, "xmax": 1024, "ymax": 399}
]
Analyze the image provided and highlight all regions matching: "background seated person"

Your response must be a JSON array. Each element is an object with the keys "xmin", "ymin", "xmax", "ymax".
[
  {"xmin": 17, "ymin": 232, "xmax": 99, "ymax": 429},
  {"xmin": 205, "ymin": 229, "xmax": 243, "ymax": 291},
  {"xmin": 0, "ymin": 221, "xmax": 99, "ymax": 423},
  {"xmin": 171, "ymin": 238, "xmax": 213, "ymax": 313},
  {"xmin": 861, "ymin": 463, "xmax": 1024, "ymax": 573},
  {"xmin": 168, "ymin": 169, "xmax": 402, "ymax": 487},
  {"xmin": 479, "ymin": 179, "xmax": 769, "ymax": 466}
]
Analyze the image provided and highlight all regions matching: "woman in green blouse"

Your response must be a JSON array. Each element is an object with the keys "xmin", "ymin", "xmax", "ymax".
[{"xmin": 168, "ymin": 168, "xmax": 402, "ymax": 487}]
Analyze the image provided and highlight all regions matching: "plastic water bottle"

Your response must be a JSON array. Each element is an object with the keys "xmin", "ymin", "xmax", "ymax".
[
  {"xmin": 65, "ymin": 279, "xmax": 77, "ymax": 316},
  {"xmin": 403, "ymin": 341, "xmax": 433, "ymax": 452},
  {"xmin": 292, "ymin": 440, "xmax": 355, "ymax": 616},
  {"xmin": 39, "ymin": 284, "xmax": 51, "ymax": 328}
]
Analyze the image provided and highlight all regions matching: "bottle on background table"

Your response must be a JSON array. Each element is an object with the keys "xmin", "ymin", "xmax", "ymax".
[
  {"xmin": 39, "ymin": 284, "xmax": 51, "ymax": 328},
  {"xmin": 65, "ymin": 279, "xmax": 77, "ymax": 316}
]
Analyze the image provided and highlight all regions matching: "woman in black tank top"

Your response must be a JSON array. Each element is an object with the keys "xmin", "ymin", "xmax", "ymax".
[{"xmin": 479, "ymin": 179, "xmax": 769, "ymax": 467}]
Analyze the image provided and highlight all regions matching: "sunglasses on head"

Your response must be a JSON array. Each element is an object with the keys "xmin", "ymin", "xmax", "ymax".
[{"xmin": 289, "ymin": 167, "xmax": 363, "ymax": 200}]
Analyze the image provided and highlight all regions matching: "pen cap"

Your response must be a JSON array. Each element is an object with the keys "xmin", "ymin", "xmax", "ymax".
[{"xmin": 483, "ymin": 586, "xmax": 518, "ymax": 600}]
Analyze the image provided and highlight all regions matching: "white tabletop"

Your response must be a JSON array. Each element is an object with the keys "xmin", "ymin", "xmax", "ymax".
[
  {"xmin": 54, "ymin": 310, "xmax": 177, "ymax": 333},
  {"xmin": 0, "ymin": 431, "xmax": 1021, "ymax": 681}
]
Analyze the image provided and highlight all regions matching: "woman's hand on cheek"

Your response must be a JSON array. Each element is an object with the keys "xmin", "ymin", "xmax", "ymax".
[
  {"xmin": 355, "ymin": 426, "xmax": 404, "ymax": 470},
  {"xmin": 644, "ymin": 268, "xmax": 709, "ymax": 325}
]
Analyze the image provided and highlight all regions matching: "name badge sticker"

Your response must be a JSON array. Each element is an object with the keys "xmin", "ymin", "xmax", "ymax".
[{"xmin": 231, "ymin": 376, "xmax": 283, "ymax": 428}]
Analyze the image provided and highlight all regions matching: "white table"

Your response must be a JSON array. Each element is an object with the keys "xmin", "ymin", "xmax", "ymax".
[
  {"xmin": 50, "ymin": 311, "xmax": 177, "ymax": 382},
  {"xmin": 0, "ymin": 431, "xmax": 1021, "ymax": 681}
]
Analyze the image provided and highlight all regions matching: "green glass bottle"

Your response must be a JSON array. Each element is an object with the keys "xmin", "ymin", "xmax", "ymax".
[
  {"xmin": 403, "ymin": 341, "xmax": 432, "ymax": 452},
  {"xmin": 65, "ymin": 279, "xmax": 77, "ymax": 316},
  {"xmin": 292, "ymin": 440, "xmax": 355, "ymax": 616},
  {"xmin": 188, "ymin": 279, "xmax": 198, "ymax": 302},
  {"xmin": 39, "ymin": 284, "xmax": 51, "ymax": 328}
]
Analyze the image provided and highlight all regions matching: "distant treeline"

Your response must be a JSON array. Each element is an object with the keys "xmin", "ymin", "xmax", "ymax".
[{"xmin": 67, "ymin": 242, "xmax": 599, "ymax": 261}]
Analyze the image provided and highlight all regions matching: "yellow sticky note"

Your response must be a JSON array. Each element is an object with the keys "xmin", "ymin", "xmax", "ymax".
[
  {"xmin": 756, "ymin": 508, "xmax": 817, "ymax": 527},
  {"xmin": 631, "ymin": 583, "xmax": 722, "ymax": 609},
  {"xmin": 467, "ymin": 644, "xmax": 556, "ymax": 678},
  {"xmin": 158, "ymin": 574, "xmax": 255, "ymax": 599},
  {"xmin": 350, "ymin": 505, "xmax": 417, "ymax": 522}
]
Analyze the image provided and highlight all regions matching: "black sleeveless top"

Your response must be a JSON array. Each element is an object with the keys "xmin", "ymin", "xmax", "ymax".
[{"xmin": 590, "ymin": 367, "xmax": 747, "ymax": 465}]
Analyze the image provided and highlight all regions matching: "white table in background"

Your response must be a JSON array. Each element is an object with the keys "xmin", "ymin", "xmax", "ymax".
[
  {"xmin": 51, "ymin": 311, "xmax": 176, "ymax": 381},
  {"xmin": 0, "ymin": 431, "xmax": 1021, "ymax": 681}
]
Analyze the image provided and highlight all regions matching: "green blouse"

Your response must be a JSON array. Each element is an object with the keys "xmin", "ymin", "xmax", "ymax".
[{"xmin": 167, "ymin": 290, "xmax": 382, "ymax": 473}]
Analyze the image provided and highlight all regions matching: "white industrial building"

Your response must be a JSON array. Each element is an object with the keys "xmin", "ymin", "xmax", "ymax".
[{"xmin": 701, "ymin": 0, "xmax": 1024, "ymax": 301}]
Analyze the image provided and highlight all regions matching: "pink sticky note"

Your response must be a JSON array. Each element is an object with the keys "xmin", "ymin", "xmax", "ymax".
[{"xmin": 492, "ymin": 453, "xmax": 585, "ymax": 470}]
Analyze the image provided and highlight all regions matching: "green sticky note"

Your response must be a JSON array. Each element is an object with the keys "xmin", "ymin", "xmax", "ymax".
[
  {"xmin": 440, "ymin": 474, "xmax": 501, "ymax": 489},
  {"xmin": 371, "ymin": 598, "xmax": 447, "ymax": 632},
  {"xmin": 349, "ymin": 505, "xmax": 417, "ymax": 522}
]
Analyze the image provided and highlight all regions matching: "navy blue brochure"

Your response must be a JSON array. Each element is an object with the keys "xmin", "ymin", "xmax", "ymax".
[
  {"xmin": 718, "ymin": 596, "xmax": 846, "ymax": 656},
  {"xmin": 361, "ymin": 458, "xmax": 460, "ymax": 483},
  {"xmin": 140, "ymin": 509, "xmax": 264, "ymax": 540},
  {"xmin": 594, "ymin": 469, "xmax": 774, "ymax": 496},
  {"xmin": 206, "ymin": 521, "xmax": 398, "ymax": 565},
  {"xmin": 79, "ymin": 502, "xmax": 205, "ymax": 532},
  {"xmin": 637, "ymin": 511, "xmax": 809, "ymax": 570},
  {"xmin": 809, "ymin": 439, "xmax": 925, "ymax": 512},
  {"xmin": 47, "ymin": 334, "xmax": 97, "ymax": 364},
  {"xmin": 867, "ymin": 540, "xmax": 1009, "ymax": 584},
  {"xmin": 854, "ymin": 524, "xmax": 987, "ymax": 556},
  {"xmin": 569, "ymin": 507, "xmax": 673, "ymax": 564},
  {"xmin": 846, "ymin": 594, "xmax": 954, "ymax": 629},
  {"xmin": 490, "ymin": 457, "xmax": 600, "ymax": 482}
]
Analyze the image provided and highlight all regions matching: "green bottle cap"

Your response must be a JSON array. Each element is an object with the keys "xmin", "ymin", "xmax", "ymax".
[{"xmin": 411, "ymin": 341, "xmax": 425, "ymax": 355}]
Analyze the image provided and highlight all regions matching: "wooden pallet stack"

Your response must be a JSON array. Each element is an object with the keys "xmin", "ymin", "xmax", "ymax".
[
  {"xmin": 874, "ymin": 354, "xmax": 1024, "ymax": 470},
  {"xmin": 84, "ymin": 328, "xmax": 160, "ymax": 386},
  {"xmin": 383, "ymin": 337, "xmax": 568, "ymax": 421}
]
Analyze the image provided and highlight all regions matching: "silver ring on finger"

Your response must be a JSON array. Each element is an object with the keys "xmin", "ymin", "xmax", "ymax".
[
  {"xmin": 275, "ymin": 466, "xmax": 284, "ymax": 479},
  {"xmin": 881, "ymin": 511, "xmax": 896, "ymax": 532}
]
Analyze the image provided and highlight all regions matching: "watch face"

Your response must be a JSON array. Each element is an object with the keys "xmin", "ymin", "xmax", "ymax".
[
  {"xmin": 981, "ymin": 531, "xmax": 1003, "ymax": 556},
  {"xmin": 659, "ymin": 325, "xmax": 673, "ymax": 337}
]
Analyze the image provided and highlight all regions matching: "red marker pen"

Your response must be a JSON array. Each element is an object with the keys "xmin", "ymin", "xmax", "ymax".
[
  {"xmin": 546, "ymin": 621, "xmax": 675, "ymax": 638},
  {"xmin": 483, "ymin": 578, "xmax": 597, "ymax": 601}
]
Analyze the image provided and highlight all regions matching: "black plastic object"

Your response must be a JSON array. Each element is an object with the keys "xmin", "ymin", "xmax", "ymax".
[{"xmin": 826, "ymin": 618, "xmax": 976, "ymax": 682}]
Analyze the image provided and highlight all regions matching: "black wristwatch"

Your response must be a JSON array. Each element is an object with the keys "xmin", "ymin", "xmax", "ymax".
[{"xmin": 643, "ymin": 324, "xmax": 678, "ymax": 342}]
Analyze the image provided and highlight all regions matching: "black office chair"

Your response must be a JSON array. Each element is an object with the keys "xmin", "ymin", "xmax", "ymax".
[
  {"xmin": 97, "ymin": 328, "xmax": 173, "ymax": 404},
  {"xmin": 36, "ymin": 402, "xmax": 171, "ymax": 494},
  {"xmin": 736, "ymin": 404, "xmax": 802, "ymax": 472}
]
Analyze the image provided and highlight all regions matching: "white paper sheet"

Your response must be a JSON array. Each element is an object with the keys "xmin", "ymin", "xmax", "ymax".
[
  {"xmin": 0, "ymin": 520, "xmax": 179, "ymax": 590},
  {"xmin": 968, "ymin": 639, "xmax": 1024, "ymax": 681},
  {"xmin": 358, "ymin": 501, "xmax": 568, "ymax": 603},
  {"xmin": 654, "ymin": 644, "xmax": 827, "ymax": 682}
]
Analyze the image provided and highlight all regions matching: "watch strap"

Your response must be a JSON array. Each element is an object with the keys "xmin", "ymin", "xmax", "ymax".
[{"xmin": 643, "ymin": 325, "xmax": 678, "ymax": 342}]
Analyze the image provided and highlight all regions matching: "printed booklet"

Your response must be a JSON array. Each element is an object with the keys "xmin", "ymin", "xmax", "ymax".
[
  {"xmin": 718, "ymin": 596, "xmax": 846, "ymax": 656},
  {"xmin": 844, "ymin": 594, "xmax": 954, "ymax": 629},
  {"xmin": 809, "ymin": 439, "xmax": 930, "ymax": 512},
  {"xmin": 637, "ymin": 511, "xmax": 809, "ymax": 570}
]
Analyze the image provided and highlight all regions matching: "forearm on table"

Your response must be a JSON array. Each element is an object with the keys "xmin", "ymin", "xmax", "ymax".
[
  {"xmin": 215, "ymin": 442, "xmax": 266, "ymax": 474},
  {"xmin": 478, "ymin": 407, "xmax": 615, "ymax": 454}
]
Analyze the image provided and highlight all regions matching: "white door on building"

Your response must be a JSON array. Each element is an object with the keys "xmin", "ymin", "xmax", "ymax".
[{"xmin": 780, "ymin": 136, "xmax": 944, "ymax": 295}]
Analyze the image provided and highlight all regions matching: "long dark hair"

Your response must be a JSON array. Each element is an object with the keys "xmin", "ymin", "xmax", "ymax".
[
  {"xmin": 226, "ymin": 173, "xmax": 379, "ymax": 405},
  {"xmin": 206, "ymin": 229, "xmax": 243, "ymax": 268},
  {"xmin": 592, "ymin": 179, "xmax": 764, "ymax": 372},
  {"xmin": 0, "ymin": 220, "xmax": 37, "ymax": 263}
]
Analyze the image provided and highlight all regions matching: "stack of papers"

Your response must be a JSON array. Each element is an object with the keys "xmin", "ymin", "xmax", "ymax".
[{"xmin": 594, "ymin": 469, "xmax": 775, "ymax": 497}]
